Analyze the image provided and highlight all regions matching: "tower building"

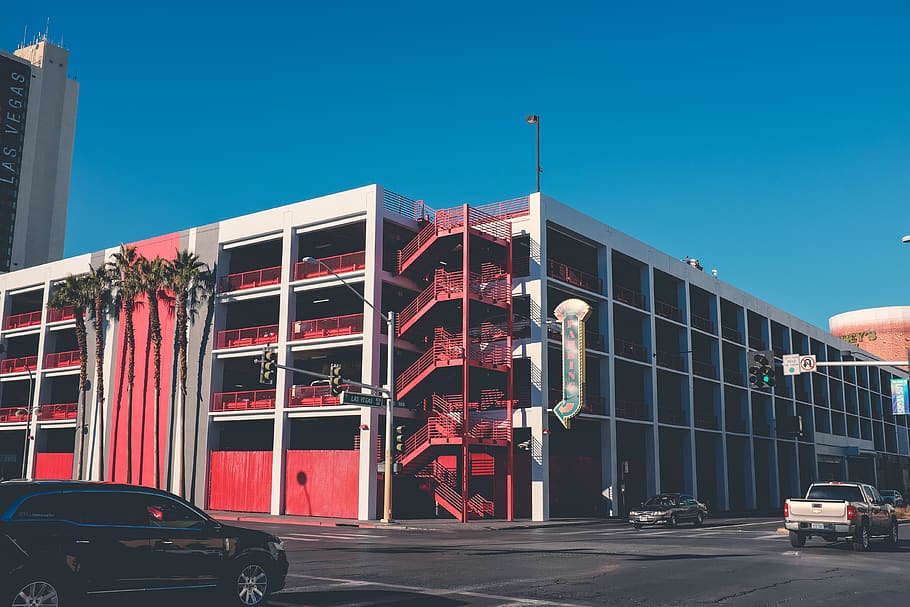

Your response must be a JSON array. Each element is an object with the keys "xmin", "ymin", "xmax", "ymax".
[{"xmin": 0, "ymin": 37, "xmax": 78, "ymax": 272}]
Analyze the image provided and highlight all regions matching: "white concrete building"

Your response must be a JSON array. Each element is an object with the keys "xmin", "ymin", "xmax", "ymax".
[{"xmin": 0, "ymin": 37, "xmax": 78, "ymax": 272}]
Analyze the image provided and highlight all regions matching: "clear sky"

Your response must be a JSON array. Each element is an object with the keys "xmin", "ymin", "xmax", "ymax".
[{"xmin": 5, "ymin": 1, "xmax": 909, "ymax": 333}]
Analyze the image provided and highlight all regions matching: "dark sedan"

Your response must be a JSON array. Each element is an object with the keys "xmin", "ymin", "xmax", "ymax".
[
  {"xmin": 0, "ymin": 480, "xmax": 288, "ymax": 607},
  {"xmin": 628, "ymin": 493, "xmax": 707, "ymax": 529}
]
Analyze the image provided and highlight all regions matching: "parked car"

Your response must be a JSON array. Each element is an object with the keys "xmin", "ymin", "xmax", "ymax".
[
  {"xmin": 784, "ymin": 481, "xmax": 897, "ymax": 551},
  {"xmin": 879, "ymin": 490, "xmax": 905, "ymax": 508},
  {"xmin": 628, "ymin": 493, "xmax": 707, "ymax": 529},
  {"xmin": 0, "ymin": 480, "xmax": 288, "ymax": 606}
]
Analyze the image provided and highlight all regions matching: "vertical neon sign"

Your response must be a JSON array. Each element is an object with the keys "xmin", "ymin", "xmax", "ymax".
[{"xmin": 553, "ymin": 298, "xmax": 592, "ymax": 429}]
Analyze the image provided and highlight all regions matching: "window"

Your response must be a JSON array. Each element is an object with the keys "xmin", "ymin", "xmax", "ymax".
[
  {"xmin": 13, "ymin": 493, "xmax": 76, "ymax": 521},
  {"xmin": 137, "ymin": 495, "xmax": 206, "ymax": 529},
  {"xmin": 72, "ymin": 492, "xmax": 150, "ymax": 526},
  {"xmin": 806, "ymin": 485, "xmax": 863, "ymax": 502}
]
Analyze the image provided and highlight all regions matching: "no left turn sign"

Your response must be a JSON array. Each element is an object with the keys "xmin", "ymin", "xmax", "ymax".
[{"xmin": 799, "ymin": 355, "xmax": 817, "ymax": 372}]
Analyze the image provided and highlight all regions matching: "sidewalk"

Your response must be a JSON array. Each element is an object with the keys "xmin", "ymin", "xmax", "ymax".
[{"xmin": 209, "ymin": 511, "xmax": 621, "ymax": 532}]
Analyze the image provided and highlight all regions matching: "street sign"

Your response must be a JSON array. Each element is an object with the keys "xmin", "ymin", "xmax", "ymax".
[
  {"xmin": 783, "ymin": 354, "xmax": 801, "ymax": 376},
  {"xmin": 799, "ymin": 355, "xmax": 817, "ymax": 373},
  {"xmin": 339, "ymin": 392, "xmax": 407, "ymax": 408},
  {"xmin": 340, "ymin": 392, "xmax": 385, "ymax": 407}
]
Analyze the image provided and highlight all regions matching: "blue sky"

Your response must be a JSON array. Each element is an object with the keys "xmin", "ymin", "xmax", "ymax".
[{"xmin": 5, "ymin": 1, "xmax": 909, "ymax": 332}]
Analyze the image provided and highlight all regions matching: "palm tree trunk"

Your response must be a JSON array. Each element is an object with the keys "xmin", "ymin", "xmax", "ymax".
[
  {"xmin": 74, "ymin": 310, "xmax": 88, "ymax": 479},
  {"xmin": 125, "ymin": 297, "xmax": 135, "ymax": 484},
  {"xmin": 171, "ymin": 296, "xmax": 188, "ymax": 497},
  {"xmin": 149, "ymin": 294, "xmax": 162, "ymax": 488},
  {"xmin": 92, "ymin": 295, "xmax": 106, "ymax": 480}
]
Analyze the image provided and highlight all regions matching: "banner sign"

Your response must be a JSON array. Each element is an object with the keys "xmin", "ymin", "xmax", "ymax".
[
  {"xmin": 553, "ymin": 298, "xmax": 592, "ymax": 429},
  {"xmin": 891, "ymin": 379, "xmax": 909, "ymax": 416},
  {"xmin": 0, "ymin": 55, "xmax": 31, "ymax": 272}
]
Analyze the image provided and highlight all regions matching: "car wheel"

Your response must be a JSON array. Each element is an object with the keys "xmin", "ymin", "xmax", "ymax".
[
  {"xmin": 886, "ymin": 520, "xmax": 899, "ymax": 546},
  {"xmin": 225, "ymin": 558, "xmax": 271, "ymax": 606},
  {"xmin": 9, "ymin": 577, "xmax": 61, "ymax": 607},
  {"xmin": 694, "ymin": 512, "xmax": 705, "ymax": 528},
  {"xmin": 789, "ymin": 531, "xmax": 806, "ymax": 548},
  {"xmin": 668, "ymin": 515, "xmax": 677, "ymax": 529},
  {"xmin": 852, "ymin": 523, "xmax": 871, "ymax": 552}
]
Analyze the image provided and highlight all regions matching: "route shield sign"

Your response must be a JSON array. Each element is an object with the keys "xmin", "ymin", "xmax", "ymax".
[{"xmin": 783, "ymin": 354, "xmax": 800, "ymax": 376}]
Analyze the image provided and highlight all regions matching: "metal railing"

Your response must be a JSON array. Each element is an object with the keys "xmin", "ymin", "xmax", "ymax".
[
  {"xmin": 219, "ymin": 266, "xmax": 281, "ymax": 293},
  {"xmin": 39, "ymin": 403, "xmax": 77, "ymax": 420},
  {"xmin": 614, "ymin": 338, "xmax": 649, "ymax": 362},
  {"xmin": 721, "ymin": 325, "xmax": 743, "ymax": 342},
  {"xmin": 211, "ymin": 390, "xmax": 276, "ymax": 412},
  {"xmin": 294, "ymin": 251, "xmax": 366, "ymax": 281},
  {"xmin": 0, "ymin": 407, "xmax": 28, "ymax": 423},
  {"xmin": 44, "ymin": 351, "xmax": 80, "ymax": 369},
  {"xmin": 655, "ymin": 300, "xmax": 683, "ymax": 322},
  {"xmin": 655, "ymin": 350, "xmax": 686, "ymax": 371},
  {"xmin": 287, "ymin": 384, "xmax": 357, "ymax": 408},
  {"xmin": 547, "ymin": 259, "xmax": 602, "ymax": 293},
  {"xmin": 692, "ymin": 360, "xmax": 717, "ymax": 379},
  {"xmin": 0, "ymin": 356, "xmax": 38, "ymax": 374},
  {"xmin": 615, "ymin": 399, "xmax": 650, "ymax": 421},
  {"xmin": 658, "ymin": 408, "xmax": 687, "ymax": 425},
  {"xmin": 546, "ymin": 325, "xmax": 605, "ymax": 351},
  {"xmin": 47, "ymin": 305, "xmax": 76, "ymax": 323},
  {"xmin": 216, "ymin": 325, "xmax": 279, "ymax": 349},
  {"xmin": 5, "ymin": 311, "xmax": 42, "ymax": 330},
  {"xmin": 613, "ymin": 284, "xmax": 647, "ymax": 309},
  {"xmin": 691, "ymin": 313, "xmax": 715, "ymax": 334},
  {"xmin": 290, "ymin": 314, "xmax": 363, "ymax": 341},
  {"xmin": 724, "ymin": 369, "xmax": 745, "ymax": 385}
]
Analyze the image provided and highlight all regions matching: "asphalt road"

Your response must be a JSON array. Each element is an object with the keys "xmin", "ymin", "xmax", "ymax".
[{"xmin": 129, "ymin": 517, "xmax": 910, "ymax": 607}]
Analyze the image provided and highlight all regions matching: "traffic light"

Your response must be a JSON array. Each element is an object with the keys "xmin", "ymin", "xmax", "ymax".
[
  {"xmin": 259, "ymin": 349, "xmax": 276, "ymax": 385},
  {"xmin": 748, "ymin": 350, "xmax": 776, "ymax": 389},
  {"xmin": 329, "ymin": 363, "xmax": 343, "ymax": 396},
  {"xmin": 394, "ymin": 424, "xmax": 406, "ymax": 453}
]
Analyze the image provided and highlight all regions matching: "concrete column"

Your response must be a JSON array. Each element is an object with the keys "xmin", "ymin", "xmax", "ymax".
[
  {"xmin": 269, "ymin": 217, "xmax": 295, "ymax": 515},
  {"xmin": 529, "ymin": 406, "xmax": 549, "ymax": 521}
]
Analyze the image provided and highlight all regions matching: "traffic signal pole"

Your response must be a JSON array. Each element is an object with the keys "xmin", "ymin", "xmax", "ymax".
[{"xmin": 383, "ymin": 311, "xmax": 396, "ymax": 523}]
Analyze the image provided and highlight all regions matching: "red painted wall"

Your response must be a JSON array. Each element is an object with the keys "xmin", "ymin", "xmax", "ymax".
[
  {"xmin": 285, "ymin": 451, "xmax": 359, "ymax": 518},
  {"xmin": 109, "ymin": 234, "xmax": 180, "ymax": 486},
  {"xmin": 34, "ymin": 453, "xmax": 74, "ymax": 479},
  {"xmin": 208, "ymin": 451, "xmax": 271, "ymax": 512}
]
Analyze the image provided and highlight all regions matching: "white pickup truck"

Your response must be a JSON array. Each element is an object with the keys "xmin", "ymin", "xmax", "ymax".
[{"xmin": 784, "ymin": 481, "xmax": 898, "ymax": 551}]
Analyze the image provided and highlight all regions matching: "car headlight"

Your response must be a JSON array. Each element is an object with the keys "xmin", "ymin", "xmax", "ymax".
[{"xmin": 656, "ymin": 511, "xmax": 669, "ymax": 516}]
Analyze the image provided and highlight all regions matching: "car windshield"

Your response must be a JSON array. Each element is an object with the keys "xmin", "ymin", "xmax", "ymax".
[
  {"xmin": 643, "ymin": 495, "xmax": 677, "ymax": 507},
  {"xmin": 805, "ymin": 485, "xmax": 863, "ymax": 502}
]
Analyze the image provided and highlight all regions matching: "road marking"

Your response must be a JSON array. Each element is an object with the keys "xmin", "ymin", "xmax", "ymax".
[
  {"xmin": 285, "ymin": 573, "xmax": 587, "ymax": 606},
  {"xmin": 284, "ymin": 532, "xmax": 387, "ymax": 540}
]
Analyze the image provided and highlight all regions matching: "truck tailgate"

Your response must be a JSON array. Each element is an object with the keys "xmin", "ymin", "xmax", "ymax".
[{"xmin": 788, "ymin": 498, "xmax": 847, "ymax": 522}]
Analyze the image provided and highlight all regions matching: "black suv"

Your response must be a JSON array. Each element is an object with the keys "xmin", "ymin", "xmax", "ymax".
[{"xmin": 0, "ymin": 481, "xmax": 287, "ymax": 606}]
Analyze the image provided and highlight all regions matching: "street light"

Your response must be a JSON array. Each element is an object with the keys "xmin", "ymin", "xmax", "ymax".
[
  {"xmin": 0, "ymin": 345, "xmax": 36, "ymax": 480},
  {"xmin": 301, "ymin": 256, "xmax": 397, "ymax": 523},
  {"xmin": 902, "ymin": 235, "xmax": 910, "ymax": 244},
  {"xmin": 526, "ymin": 114, "xmax": 541, "ymax": 193}
]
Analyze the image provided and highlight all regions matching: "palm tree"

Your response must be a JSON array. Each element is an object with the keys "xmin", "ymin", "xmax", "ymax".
[
  {"xmin": 139, "ymin": 256, "xmax": 171, "ymax": 488},
  {"xmin": 107, "ymin": 244, "xmax": 142, "ymax": 484},
  {"xmin": 85, "ymin": 264, "xmax": 110, "ymax": 480},
  {"xmin": 168, "ymin": 250, "xmax": 212, "ymax": 498},
  {"xmin": 47, "ymin": 273, "xmax": 92, "ymax": 479}
]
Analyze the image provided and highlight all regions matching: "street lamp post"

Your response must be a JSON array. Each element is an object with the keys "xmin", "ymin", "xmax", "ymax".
[
  {"xmin": 526, "ymin": 114, "xmax": 541, "ymax": 193},
  {"xmin": 301, "ymin": 257, "xmax": 397, "ymax": 523}
]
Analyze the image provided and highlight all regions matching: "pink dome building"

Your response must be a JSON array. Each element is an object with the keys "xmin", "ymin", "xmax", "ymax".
[{"xmin": 829, "ymin": 306, "xmax": 910, "ymax": 365}]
